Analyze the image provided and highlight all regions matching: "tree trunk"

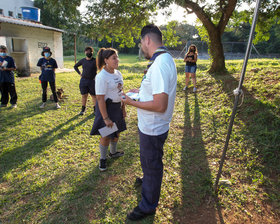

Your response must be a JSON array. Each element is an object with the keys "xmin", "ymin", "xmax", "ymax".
[
  {"xmin": 208, "ymin": 29, "xmax": 226, "ymax": 74},
  {"xmin": 176, "ymin": 0, "xmax": 238, "ymax": 74}
]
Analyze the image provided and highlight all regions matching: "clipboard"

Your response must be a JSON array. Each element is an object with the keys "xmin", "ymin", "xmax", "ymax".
[{"xmin": 98, "ymin": 122, "xmax": 118, "ymax": 137}]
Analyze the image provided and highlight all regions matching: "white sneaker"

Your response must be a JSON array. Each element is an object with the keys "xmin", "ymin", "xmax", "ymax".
[
  {"xmin": 183, "ymin": 86, "xmax": 188, "ymax": 91},
  {"xmin": 56, "ymin": 103, "xmax": 61, "ymax": 109},
  {"xmin": 11, "ymin": 104, "xmax": 17, "ymax": 108},
  {"xmin": 40, "ymin": 103, "xmax": 46, "ymax": 108},
  {"xmin": 193, "ymin": 87, "xmax": 197, "ymax": 93}
]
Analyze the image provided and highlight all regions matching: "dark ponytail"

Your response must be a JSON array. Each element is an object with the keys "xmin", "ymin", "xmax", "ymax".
[{"xmin": 96, "ymin": 47, "xmax": 118, "ymax": 70}]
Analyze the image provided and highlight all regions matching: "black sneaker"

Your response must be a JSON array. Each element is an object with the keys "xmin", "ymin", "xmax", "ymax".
[
  {"xmin": 127, "ymin": 206, "xmax": 155, "ymax": 221},
  {"xmin": 79, "ymin": 110, "xmax": 85, "ymax": 115},
  {"xmin": 135, "ymin": 177, "xmax": 143, "ymax": 186},
  {"xmin": 99, "ymin": 159, "xmax": 107, "ymax": 171},
  {"xmin": 108, "ymin": 151, "xmax": 124, "ymax": 158}
]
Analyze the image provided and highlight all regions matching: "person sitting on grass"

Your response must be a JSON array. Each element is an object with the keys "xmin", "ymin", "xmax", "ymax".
[
  {"xmin": 74, "ymin": 46, "xmax": 97, "ymax": 115},
  {"xmin": 90, "ymin": 48, "xmax": 127, "ymax": 171},
  {"xmin": 0, "ymin": 45, "xmax": 17, "ymax": 108},
  {"xmin": 37, "ymin": 47, "xmax": 61, "ymax": 109}
]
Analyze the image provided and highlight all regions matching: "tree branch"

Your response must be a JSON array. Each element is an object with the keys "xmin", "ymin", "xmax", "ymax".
[
  {"xmin": 176, "ymin": 0, "xmax": 216, "ymax": 32},
  {"xmin": 217, "ymin": 0, "xmax": 237, "ymax": 34}
]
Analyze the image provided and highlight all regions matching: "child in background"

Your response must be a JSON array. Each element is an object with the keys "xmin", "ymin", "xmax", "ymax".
[
  {"xmin": 0, "ymin": 45, "xmax": 17, "ymax": 108},
  {"xmin": 37, "ymin": 47, "xmax": 60, "ymax": 109},
  {"xmin": 90, "ymin": 48, "xmax": 126, "ymax": 171}
]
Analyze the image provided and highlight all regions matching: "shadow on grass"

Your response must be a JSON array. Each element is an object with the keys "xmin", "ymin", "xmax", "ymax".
[
  {"xmin": 0, "ymin": 97, "xmax": 53, "ymax": 133},
  {"xmin": 0, "ymin": 113, "xmax": 93, "ymax": 180},
  {"xmin": 211, "ymin": 73, "xmax": 280, "ymax": 217},
  {"xmin": 173, "ymin": 93, "xmax": 223, "ymax": 224},
  {"xmin": 36, "ymin": 127, "xmax": 149, "ymax": 223}
]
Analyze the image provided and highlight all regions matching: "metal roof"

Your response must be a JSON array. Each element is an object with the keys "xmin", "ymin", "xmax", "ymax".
[{"xmin": 0, "ymin": 16, "xmax": 64, "ymax": 33}]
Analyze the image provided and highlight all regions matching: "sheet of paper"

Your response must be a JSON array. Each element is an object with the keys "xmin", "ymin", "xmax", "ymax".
[
  {"xmin": 126, "ymin": 92, "xmax": 140, "ymax": 101},
  {"xmin": 98, "ymin": 122, "xmax": 118, "ymax": 137},
  {"xmin": 1, "ymin": 60, "xmax": 8, "ymax": 68}
]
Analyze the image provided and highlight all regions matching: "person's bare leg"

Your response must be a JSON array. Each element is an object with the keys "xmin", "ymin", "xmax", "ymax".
[{"xmin": 184, "ymin": 72, "xmax": 190, "ymax": 90}]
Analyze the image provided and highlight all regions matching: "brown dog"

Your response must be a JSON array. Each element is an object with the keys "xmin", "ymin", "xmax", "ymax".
[{"xmin": 50, "ymin": 88, "xmax": 64, "ymax": 101}]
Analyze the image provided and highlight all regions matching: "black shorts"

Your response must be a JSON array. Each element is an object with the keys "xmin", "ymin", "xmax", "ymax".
[{"xmin": 79, "ymin": 78, "xmax": 95, "ymax": 95}]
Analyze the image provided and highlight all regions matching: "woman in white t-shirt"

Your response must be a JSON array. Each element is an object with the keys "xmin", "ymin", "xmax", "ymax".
[{"xmin": 90, "ymin": 48, "xmax": 126, "ymax": 171}]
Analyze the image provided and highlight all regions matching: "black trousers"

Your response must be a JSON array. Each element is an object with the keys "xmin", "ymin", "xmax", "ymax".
[
  {"xmin": 138, "ymin": 129, "xmax": 169, "ymax": 213},
  {"xmin": 0, "ymin": 82, "xmax": 17, "ymax": 105},
  {"xmin": 41, "ymin": 81, "xmax": 58, "ymax": 103}
]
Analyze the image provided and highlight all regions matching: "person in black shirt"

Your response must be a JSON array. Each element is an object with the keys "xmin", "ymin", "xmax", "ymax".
[
  {"xmin": 37, "ymin": 47, "xmax": 61, "ymax": 109},
  {"xmin": 183, "ymin": 44, "xmax": 198, "ymax": 93},
  {"xmin": 74, "ymin": 46, "xmax": 97, "ymax": 115}
]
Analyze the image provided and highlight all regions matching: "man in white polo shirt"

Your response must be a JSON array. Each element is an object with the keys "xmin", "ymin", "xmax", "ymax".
[{"xmin": 122, "ymin": 24, "xmax": 177, "ymax": 221}]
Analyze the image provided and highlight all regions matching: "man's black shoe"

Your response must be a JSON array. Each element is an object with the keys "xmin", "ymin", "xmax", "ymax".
[
  {"xmin": 135, "ymin": 177, "xmax": 143, "ymax": 187},
  {"xmin": 127, "ymin": 206, "xmax": 155, "ymax": 221}
]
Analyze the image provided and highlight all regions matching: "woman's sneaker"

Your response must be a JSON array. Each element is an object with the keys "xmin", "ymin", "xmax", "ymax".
[
  {"xmin": 109, "ymin": 151, "xmax": 124, "ymax": 158},
  {"xmin": 183, "ymin": 86, "xmax": 188, "ymax": 91},
  {"xmin": 99, "ymin": 159, "xmax": 107, "ymax": 171},
  {"xmin": 56, "ymin": 103, "xmax": 61, "ymax": 109},
  {"xmin": 39, "ymin": 103, "xmax": 46, "ymax": 108}
]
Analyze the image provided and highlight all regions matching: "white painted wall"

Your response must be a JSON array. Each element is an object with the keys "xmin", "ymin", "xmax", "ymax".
[
  {"xmin": 0, "ymin": 0, "xmax": 34, "ymax": 18},
  {"xmin": 0, "ymin": 22, "xmax": 63, "ymax": 74}
]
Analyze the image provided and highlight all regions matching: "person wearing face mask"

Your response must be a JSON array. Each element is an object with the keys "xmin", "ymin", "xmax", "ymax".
[
  {"xmin": 0, "ymin": 45, "xmax": 17, "ymax": 108},
  {"xmin": 90, "ymin": 48, "xmax": 127, "ymax": 171},
  {"xmin": 74, "ymin": 46, "xmax": 97, "ymax": 115},
  {"xmin": 183, "ymin": 44, "xmax": 198, "ymax": 92},
  {"xmin": 37, "ymin": 47, "xmax": 60, "ymax": 109}
]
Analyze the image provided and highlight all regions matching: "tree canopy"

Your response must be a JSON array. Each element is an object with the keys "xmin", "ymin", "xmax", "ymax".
[{"xmin": 35, "ymin": 0, "xmax": 280, "ymax": 73}]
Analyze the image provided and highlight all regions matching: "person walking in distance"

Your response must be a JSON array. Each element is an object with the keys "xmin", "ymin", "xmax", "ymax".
[
  {"xmin": 37, "ymin": 47, "xmax": 61, "ymax": 109},
  {"xmin": 74, "ymin": 46, "xmax": 97, "ymax": 115},
  {"xmin": 122, "ymin": 24, "xmax": 177, "ymax": 221},
  {"xmin": 183, "ymin": 44, "xmax": 198, "ymax": 92},
  {"xmin": 90, "ymin": 48, "xmax": 127, "ymax": 171}
]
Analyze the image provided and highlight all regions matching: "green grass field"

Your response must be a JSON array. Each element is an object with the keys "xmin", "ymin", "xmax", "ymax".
[{"xmin": 0, "ymin": 55, "xmax": 279, "ymax": 223}]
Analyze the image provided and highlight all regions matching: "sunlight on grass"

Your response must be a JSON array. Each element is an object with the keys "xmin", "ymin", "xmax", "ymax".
[{"xmin": 0, "ymin": 56, "xmax": 279, "ymax": 223}]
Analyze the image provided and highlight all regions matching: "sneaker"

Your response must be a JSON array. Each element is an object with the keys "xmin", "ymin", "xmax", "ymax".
[
  {"xmin": 79, "ymin": 110, "xmax": 85, "ymax": 115},
  {"xmin": 108, "ymin": 151, "xmax": 124, "ymax": 158},
  {"xmin": 55, "ymin": 103, "xmax": 61, "ymax": 109},
  {"xmin": 183, "ymin": 86, "xmax": 188, "ymax": 91},
  {"xmin": 135, "ymin": 177, "xmax": 143, "ymax": 187},
  {"xmin": 127, "ymin": 206, "xmax": 155, "ymax": 221},
  {"xmin": 99, "ymin": 159, "xmax": 107, "ymax": 171},
  {"xmin": 11, "ymin": 104, "xmax": 17, "ymax": 108},
  {"xmin": 0, "ymin": 104, "xmax": 7, "ymax": 107},
  {"xmin": 193, "ymin": 87, "xmax": 197, "ymax": 93},
  {"xmin": 39, "ymin": 103, "xmax": 46, "ymax": 108}
]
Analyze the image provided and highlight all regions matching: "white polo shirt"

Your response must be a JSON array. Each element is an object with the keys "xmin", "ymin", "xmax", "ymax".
[
  {"xmin": 95, "ymin": 68, "xmax": 123, "ymax": 103},
  {"xmin": 137, "ymin": 53, "xmax": 177, "ymax": 136}
]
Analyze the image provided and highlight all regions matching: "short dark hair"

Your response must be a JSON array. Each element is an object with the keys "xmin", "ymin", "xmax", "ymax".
[
  {"xmin": 84, "ymin": 46, "xmax": 93, "ymax": 52},
  {"xmin": 140, "ymin": 24, "xmax": 162, "ymax": 43}
]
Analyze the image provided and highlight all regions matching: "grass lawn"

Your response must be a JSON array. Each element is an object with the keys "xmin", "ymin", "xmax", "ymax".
[{"xmin": 0, "ymin": 55, "xmax": 279, "ymax": 223}]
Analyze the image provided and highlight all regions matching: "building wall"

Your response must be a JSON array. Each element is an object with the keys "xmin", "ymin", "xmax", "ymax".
[
  {"xmin": 0, "ymin": 22, "xmax": 63, "ymax": 74},
  {"xmin": 0, "ymin": 0, "xmax": 34, "ymax": 18}
]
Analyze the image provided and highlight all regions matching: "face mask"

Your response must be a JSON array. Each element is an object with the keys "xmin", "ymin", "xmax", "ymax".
[
  {"xmin": 86, "ymin": 52, "xmax": 93, "ymax": 58},
  {"xmin": 44, "ymin": 52, "xmax": 50, "ymax": 58},
  {"xmin": 0, "ymin": 52, "xmax": 7, "ymax": 57}
]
